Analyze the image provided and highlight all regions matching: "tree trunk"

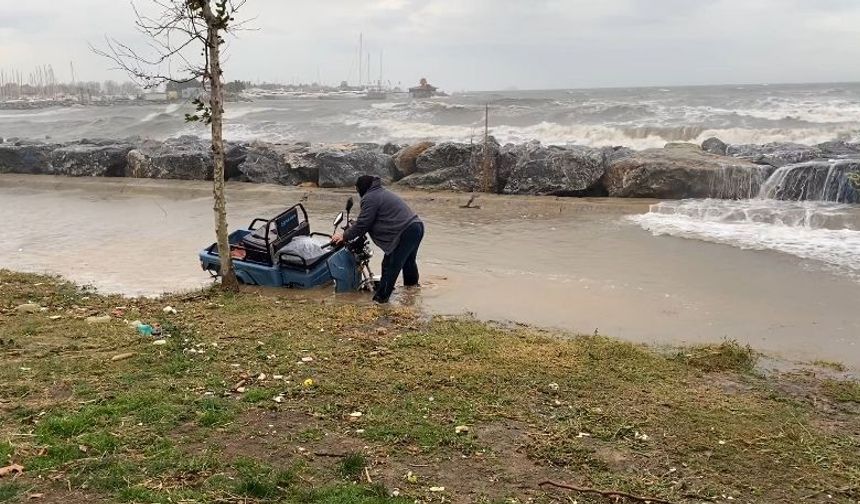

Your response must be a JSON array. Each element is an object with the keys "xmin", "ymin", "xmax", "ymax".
[{"xmin": 205, "ymin": 18, "xmax": 239, "ymax": 292}]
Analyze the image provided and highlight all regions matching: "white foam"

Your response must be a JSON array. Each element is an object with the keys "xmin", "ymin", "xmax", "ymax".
[
  {"xmin": 0, "ymin": 107, "xmax": 86, "ymax": 119},
  {"xmin": 8, "ymin": 85, "xmax": 860, "ymax": 148},
  {"xmin": 731, "ymin": 99, "xmax": 860, "ymax": 124},
  {"xmin": 223, "ymin": 106, "xmax": 277, "ymax": 119},
  {"xmin": 630, "ymin": 200, "xmax": 860, "ymax": 280},
  {"xmin": 140, "ymin": 103, "xmax": 183, "ymax": 122},
  {"xmin": 338, "ymin": 112, "xmax": 860, "ymax": 149},
  {"xmin": 169, "ymin": 121, "xmax": 297, "ymax": 143},
  {"xmin": 370, "ymin": 102, "xmax": 409, "ymax": 111}
]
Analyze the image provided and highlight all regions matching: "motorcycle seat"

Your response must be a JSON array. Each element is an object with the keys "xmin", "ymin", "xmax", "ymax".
[{"xmin": 240, "ymin": 206, "xmax": 310, "ymax": 265}]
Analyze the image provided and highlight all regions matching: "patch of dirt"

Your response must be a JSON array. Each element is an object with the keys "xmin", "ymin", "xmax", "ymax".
[
  {"xmin": 187, "ymin": 408, "xmax": 673, "ymax": 502},
  {"xmin": 756, "ymin": 373, "xmax": 860, "ymax": 438},
  {"xmin": 372, "ymin": 422, "xmax": 575, "ymax": 502},
  {"xmin": 705, "ymin": 373, "xmax": 755, "ymax": 395},
  {"xmin": 3, "ymin": 478, "xmax": 106, "ymax": 504},
  {"xmin": 185, "ymin": 408, "xmax": 373, "ymax": 473},
  {"xmin": 183, "ymin": 409, "xmax": 582, "ymax": 502}
]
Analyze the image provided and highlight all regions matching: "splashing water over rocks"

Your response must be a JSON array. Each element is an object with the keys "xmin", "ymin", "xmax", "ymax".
[{"xmin": 758, "ymin": 160, "xmax": 860, "ymax": 203}]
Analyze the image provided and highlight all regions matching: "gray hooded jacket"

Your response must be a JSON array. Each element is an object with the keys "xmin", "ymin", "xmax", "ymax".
[{"xmin": 343, "ymin": 178, "xmax": 421, "ymax": 254}]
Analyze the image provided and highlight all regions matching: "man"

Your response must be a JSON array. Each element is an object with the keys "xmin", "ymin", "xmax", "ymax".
[{"xmin": 332, "ymin": 175, "xmax": 424, "ymax": 303}]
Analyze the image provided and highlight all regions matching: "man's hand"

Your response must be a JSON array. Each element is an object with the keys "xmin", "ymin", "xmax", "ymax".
[{"xmin": 331, "ymin": 230, "xmax": 345, "ymax": 245}]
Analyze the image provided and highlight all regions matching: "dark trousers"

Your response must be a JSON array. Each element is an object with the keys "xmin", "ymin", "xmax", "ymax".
[{"xmin": 375, "ymin": 221, "xmax": 424, "ymax": 303}]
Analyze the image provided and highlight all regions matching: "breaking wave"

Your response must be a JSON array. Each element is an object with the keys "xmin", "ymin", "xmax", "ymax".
[
  {"xmin": 630, "ymin": 200, "xmax": 860, "ymax": 281},
  {"xmin": 338, "ymin": 115, "xmax": 860, "ymax": 149},
  {"xmin": 4, "ymin": 82, "xmax": 860, "ymax": 147},
  {"xmin": 140, "ymin": 103, "xmax": 183, "ymax": 122}
]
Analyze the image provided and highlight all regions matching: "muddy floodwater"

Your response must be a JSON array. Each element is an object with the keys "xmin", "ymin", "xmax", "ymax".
[{"xmin": 1, "ymin": 174, "xmax": 859, "ymax": 368}]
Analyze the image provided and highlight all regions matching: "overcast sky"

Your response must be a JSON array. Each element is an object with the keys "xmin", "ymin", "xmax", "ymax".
[{"xmin": 2, "ymin": 0, "xmax": 860, "ymax": 91}]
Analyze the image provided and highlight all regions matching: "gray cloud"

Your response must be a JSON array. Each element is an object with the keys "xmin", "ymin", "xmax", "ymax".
[{"xmin": 1, "ymin": 0, "xmax": 859, "ymax": 90}]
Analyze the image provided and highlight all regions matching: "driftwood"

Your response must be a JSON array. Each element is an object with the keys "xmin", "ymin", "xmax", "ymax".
[
  {"xmin": 539, "ymin": 480, "xmax": 678, "ymax": 504},
  {"xmin": 110, "ymin": 352, "xmax": 136, "ymax": 362},
  {"xmin": 312, "ymin": 451, "xmax": 346, "ymax": 458},
  {"xmin": 0, "ymin": 464, "xmax": 24, "ymax": 477},
  {"xmin": 460, "ymin": 195, "xmax": 481, "ymax": 209}
]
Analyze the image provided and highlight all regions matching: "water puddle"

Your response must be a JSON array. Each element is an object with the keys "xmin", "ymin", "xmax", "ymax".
[{"xmin": 1, "ymin": 174, "xmax": 859, "ymax": 368}]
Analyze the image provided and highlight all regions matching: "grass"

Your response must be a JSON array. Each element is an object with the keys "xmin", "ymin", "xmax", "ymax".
[
  {"xmin": 813, "ymin": 360, "xmax": 848, "ymax": 372},
  {"xmin": 675, "ymin": 339, "xmax": 758, "ymax": 373},
  {"xmin": 0, "ymin": 270, "xmax": 858, "ymax": 503},
  {"xmin": 338, "ymin": 452, "xmax": 368, "ymax": 480},
  {"xmin": 233, "ymin": 458, "xmax": 296, "ymax": 498},
  {"xmin": 0, "ymin": 483, "xmax": 22, "ymax": 503},
  {"xmin": 823, "ymin": 379, "xmax": 860, "ymax": 403}
]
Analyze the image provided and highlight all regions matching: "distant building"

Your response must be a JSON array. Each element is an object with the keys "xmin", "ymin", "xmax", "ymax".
[{"xmin": 409, "ymin": 78, "xmax": 438, "ymax": 99}]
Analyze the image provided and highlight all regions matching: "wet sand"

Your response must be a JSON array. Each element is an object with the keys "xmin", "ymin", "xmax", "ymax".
[{"xmin": 1, "ymin": 174, "xmax": 858, "ymax": 368}]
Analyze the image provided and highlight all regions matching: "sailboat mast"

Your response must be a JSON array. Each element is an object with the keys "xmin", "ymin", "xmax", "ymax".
[{"xmin": 358, "ymin": 33, "xmax": 363, "ymax": 87}]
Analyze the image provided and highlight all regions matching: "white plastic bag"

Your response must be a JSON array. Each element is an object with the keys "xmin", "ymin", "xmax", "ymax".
[{"xmin": 279, "ymin": 235, "xmax": 326, "ymax": 265}]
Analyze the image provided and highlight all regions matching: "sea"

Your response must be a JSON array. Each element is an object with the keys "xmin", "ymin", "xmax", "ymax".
[{"xmin": 3, "ymin": 82, "xmax": 860, "ymax": 148}]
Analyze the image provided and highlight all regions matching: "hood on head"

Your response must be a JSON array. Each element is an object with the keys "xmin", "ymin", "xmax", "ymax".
[{"xmin": 355, "ymin": 175, "xmax": 382, "ymax": 196}]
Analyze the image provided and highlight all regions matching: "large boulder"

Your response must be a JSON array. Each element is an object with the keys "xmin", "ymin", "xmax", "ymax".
[
  {"xmin": 127, "ymin": 136, "xmax": 213, "ymax": 180},
  {"xmin": 701, "ymin": 137, "xmax": 728, "ymax": 156},
  {"xmin": 503, "ymin": 143, "xmax": 609, "ymax": 196},
  {"xmin": 50, "ymin": 143, "xmax": 135, "ymax": 177},
  {"xmin": 414, "ymin": 142, "xmax": 473, "ymax": 174},
  {"xmin": 604, "ymin": 143, "xmax": 773, "ymax": 199},
  {"xmin": 399, "ymin": 141, "xmax": 499, "ymax": 192},
  {"xmin": 393, "ymin": 141, "xmax": 434, "ymax": 178},
  {"xmin": 604, "ymin": 145, "xmax": 637, "ymax": 164},
  {"xmin": 726, "ymin": 142, "xmax": 823, "ymax": 168},
  {"xmin": 496, "ymin": 143, "xmax": 521, "ymax": 190},
  {"xmin": 815, "ymin": 140, "xmax": 860, "ymax": 158},
  {"xmin": 0, "ymin": 142, "xmax": 56, "ymax": 174},
  {"xmin": 225, "ymin": 142, "xmax": 248, "ymax": 180},
  {"xmin": 73, "ymin": 137, "xmax": 141, "ymax": 147},
  {"xmin": 397, "ymin": 165, "xmax": 481, "ymax": 192},
  {"xmin": 381, "ymin": 142, "xmax": 404, "ymax": 155},
  {"xmin": 759, "ymin": 159, "xmax": 860, "ymax": 203},
  {"xmin": 238, "ymin": 142, "xmax": 319, "ymax": 186},
  {"xmin": 317, "ymin": 146, "xmax": 394, "ymax": 188}
]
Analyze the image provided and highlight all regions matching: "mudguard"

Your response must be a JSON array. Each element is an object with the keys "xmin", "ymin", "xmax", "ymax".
[{"xmin": 326, "ymin": 248, "xmax": 361, "ymax": 293}]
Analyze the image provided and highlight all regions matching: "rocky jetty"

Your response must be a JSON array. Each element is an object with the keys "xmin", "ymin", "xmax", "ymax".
[
  {"xmin": 2, "ymin": 135, "xmax": 860, "ymax": 202},
  {"xmin": 392, "ymin": 141, "xmax": 434, "ymax": 178},
  {"xmin": 725, "ymin": 142, "xmax": 823, "ymax": 168},
  {"xmin": 52, "ymin": 141, "xmax": 136, "ymax": 177},
  {"xmin": 127, "ymin": 137, "xmax": 217, "ymax": 180},
  {"xmin": 0, "ymin": 141, "xmax": 56, "ymax": 175},
  {"xmin": 316, "ymin": 145, "xmax": 395, "ymax": 188},
  {"xmin": 604, "ymin": 143, "xmax": 773, "ymax": 199},
  {"xmin": 503, "ymin": 143, "xmax": 632, "ymax": 196},
  {"xmin": 240, "ymin": 142, "xmax": 322, "ymax": 186}
]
